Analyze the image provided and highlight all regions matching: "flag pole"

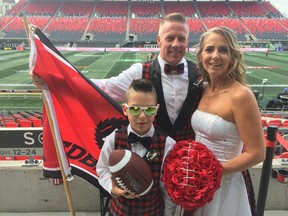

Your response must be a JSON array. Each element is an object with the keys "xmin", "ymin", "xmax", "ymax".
[
  {"xmin": 23, "ymin": 17, "xmax": 30, "ymax": 46},
  {"xmin": 41, "ymin": 91, "xmax": 76, "ymax": 216},
  {"xmin": 23, "ymin": 17, "xmax": 76, "ymax": 216}
]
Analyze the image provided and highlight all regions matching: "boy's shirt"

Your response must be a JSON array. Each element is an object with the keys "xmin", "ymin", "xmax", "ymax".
[{"xmin": 96, "ymin": 124, "xmax": 177, "ymax": 215}]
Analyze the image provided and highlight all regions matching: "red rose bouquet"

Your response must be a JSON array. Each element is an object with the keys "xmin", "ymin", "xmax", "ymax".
[{"xmin": 161, "ymin": 139, "xmax": 223, "ymax": 211}]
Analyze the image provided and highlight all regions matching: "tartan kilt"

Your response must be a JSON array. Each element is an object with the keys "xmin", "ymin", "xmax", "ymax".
[{"xmin": 110, "ymin": 192, "xmax": 164, "ymax": 216}]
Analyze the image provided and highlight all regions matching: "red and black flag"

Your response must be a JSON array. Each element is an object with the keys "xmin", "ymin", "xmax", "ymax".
[{"xmin": 29, "ymin": 25, "xmax": 127, "ymax": 188}]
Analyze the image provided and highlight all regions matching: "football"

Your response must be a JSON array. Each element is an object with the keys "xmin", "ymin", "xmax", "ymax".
[{"xmin": 109, "ymin": 149, "xmax": 153, "ymax": 196}]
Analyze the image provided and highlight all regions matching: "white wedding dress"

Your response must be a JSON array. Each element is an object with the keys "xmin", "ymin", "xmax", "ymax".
[{"xmin": 191, "ymin": 109, "xmax": 251, "ymax": 216}]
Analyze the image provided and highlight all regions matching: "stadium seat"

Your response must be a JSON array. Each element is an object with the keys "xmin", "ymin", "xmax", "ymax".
[
  {"xmin": 261, "ymin": 119, "xmax": 267, "ymax": 127},
  {"xmin": 203, "ymin": 18, "xmax": 247, "ymax": 35},
  {"xmin": 23, "ymin": 1, "xmax": 61, "ymax": 16},
  {"xmin": 3, "ymin": 157, "xmax": 14, "ymax": 160},
  {"xmin": 229, "ymin": 2, "xmax": 267, "ymax": 17},
  {"xmin": 130, "ymin": 2, "xmax": 162, "ymax": 17},
  {"xmin": 267, "ymin": 120, "xmax": 282, "ymax": 127},
  {"xmin": 164, "ymin": 2, "xmax": 196, "ymax": 17},
  {"xmin": 281, "ymin": 121, "xmax": 288, "ymax": 128},
  {"xmin": 129, "ymin": 18, "xmax": 160, "ymax": 42},
  {"xmin": 4, "ymin": 122, "xmax": 18, "ymax": 127},
  {"xmin": 240, "ymin": 18, "xmax": 287, "ymax": 39},
  {"xmin": 0, "ymin": 16, "xmax": 14, "ymax": 29},
  {"xmin": 279, "ymin": 18, "xmax": 288, "ymax": 29},
  {"xmin": 88, "ymin": 18, "xmax": 127, "ymax": 42},
  {"xmin": 95, "ymin": 1, "xmax": 128, "ymax": 17},
  {"xmin": 59, "ymin": 1, "xmax": 94, "ymax": 17},
  {"xmin": 187, "ymin": 18, "xmax": 206, "ymax": 43},
  {"xmin": 273, "ymin": 114, "xmax": 282, "ymax": 119},
  {"xmin": 18, "ymin": 119, "xmax": 32, "ymax": 127},
  {"xmin": 31, "ymin": 118, "xmax": 42, "ymax": 127},
  {"xmin": 14, "ymin": 156, "xmax": 29, "ymax": 160},
  {"xmin": 196, "ymin": 2, "xmax": 230, "ymax": 17}
]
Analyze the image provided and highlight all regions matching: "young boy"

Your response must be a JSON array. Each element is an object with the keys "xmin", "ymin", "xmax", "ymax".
[{"xmin": 96, "ymin": 79, "xmax": 176, "ymax": 216}]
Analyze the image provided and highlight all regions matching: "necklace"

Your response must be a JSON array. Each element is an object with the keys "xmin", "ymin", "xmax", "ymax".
[{"xmin": 205, "ymin": 79, "xmax": 234, "ymax": 100}]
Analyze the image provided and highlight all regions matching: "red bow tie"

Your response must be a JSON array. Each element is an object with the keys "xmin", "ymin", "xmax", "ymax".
[{"xmin": 164, "ymin": 63, "xmax": 184, "ymax": 75}]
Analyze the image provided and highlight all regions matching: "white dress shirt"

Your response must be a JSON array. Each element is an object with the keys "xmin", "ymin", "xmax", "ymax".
[
  {"xmin": 92, "ymin": 55, "xmax": 189, "ymax": 124},
  {"xmin": 96, "ymin": 124, "xmax": 177, "ymax": 216}
]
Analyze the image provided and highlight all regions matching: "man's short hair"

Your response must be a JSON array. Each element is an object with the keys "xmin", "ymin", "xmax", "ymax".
[{"xmin": 159, "ymin": 13, "xmax": 188, "ymax": 35}]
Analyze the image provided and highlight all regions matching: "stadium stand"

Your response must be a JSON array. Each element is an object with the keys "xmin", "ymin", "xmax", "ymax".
[
  {"xmin": 88, "ymin": 18, "xmax": 127, "ymax": 42},
  {"xmin": 187, "ymin": 18, "xmax": 206, "ymax": 43},
  {"xmin": 46, "ymin": 17, "xmax": 90, "ymax": 41},
  {"xmin": 279, "ymin": 18, "xmax": 288, "ymax": 29},
  {"xmin": 129, "ymin": 18, "xmax": 160, "ymax": 42},
  {"xmin": 261, "ymin": 2, "xmax": 283, "ymax": 18},
  {"xmin": 163, "ymin": 1, "xmax": 196, "ymax": 17},
  {"xmin": 241, "ymin": 18, "xmax": 287, "ymax": 40},
  {"xmin": 95, "ymin": 1, "xmax": 128, "ymax": 17},
  {"xmin": 267, "ymin": 119, "xmax": 282, "ymax": 127},
  {"xmin": 46, "ymin": 17, "xmax": 89, "ymax": 33},
  {"xmin": 2, "ymin": 17, "xmax": 27, "ymax": 38},
  {"xmin": 228, "ymin": 2, "xmax": 267, "ymax": 17},
  {"xmin": 27, "ymin": 16, "xmax": 51, "ymax": 30},
  {"xmin": 203, "ymin": 17, "xmax": 248, "ymax": 41},
  {"xmin": 0, "ymin": 0, "xmax": 287, "ymax": 45},
  {"xmin": 22, "ymin": 0, "xmax": 62, "ymax": 16},
  {"xmin": 0, "ymin": 15, "xmax": 13, "ymax": 30},
  {"xmin": 0, "ymin": 110, "xmax": 43, "ymax": 128},
  {"xmin": 130, "ymin": 1, "xmax": 162, "ymax": 17},
  {"xmin": 59, "ymin": 1, "xmax": 95, "ymax": 17},
  {"xmin": 6, "ymin": 0, "xmax": 27, "ymax": 16},
  {"xmin": 195, "ymin": 1, "xmax": 231, "ymax": 17}
]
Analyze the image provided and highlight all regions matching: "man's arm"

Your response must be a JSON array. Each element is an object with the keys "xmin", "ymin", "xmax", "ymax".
[
  {"xmin": 91, "ymin": 63, "xmax": 143, "ymax": 102},
  {"xmin": 30, "ymin": 63, "xmax": 143, "ymax": 103}
]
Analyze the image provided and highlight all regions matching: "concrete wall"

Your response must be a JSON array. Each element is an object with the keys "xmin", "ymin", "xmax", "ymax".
[
  {"xmin": 0, "ymin": 161, "xmax": 100, "ymax": 212},
  {"xmin": 0, "ymin": 160, "xmax": 287, "ymax": 212}
]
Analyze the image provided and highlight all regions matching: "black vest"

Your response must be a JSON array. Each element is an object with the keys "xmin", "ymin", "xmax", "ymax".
[{"xmin": 142, "ymin": 59, "xmax": 203, "ymax": 141}]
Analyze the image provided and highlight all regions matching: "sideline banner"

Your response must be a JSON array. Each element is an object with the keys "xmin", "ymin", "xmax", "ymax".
[{"xmin": 0, "ymin": 128, "xmax": 42, "ymax": 156}]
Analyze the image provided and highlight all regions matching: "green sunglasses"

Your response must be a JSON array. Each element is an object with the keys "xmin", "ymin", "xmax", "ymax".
[{"xmin": 124, "ymin": 104, "xmax": 158, "ymax": 116}]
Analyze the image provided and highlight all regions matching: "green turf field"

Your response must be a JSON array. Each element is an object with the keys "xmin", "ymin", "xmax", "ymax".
[{"xmin": 0, "ymin": 50, "xmax": 287, "ymax": 111}]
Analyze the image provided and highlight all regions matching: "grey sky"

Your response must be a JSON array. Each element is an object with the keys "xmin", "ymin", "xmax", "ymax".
[{"xmin": 268, "ymin": 0, "xmax": 288, "ymax": 17}]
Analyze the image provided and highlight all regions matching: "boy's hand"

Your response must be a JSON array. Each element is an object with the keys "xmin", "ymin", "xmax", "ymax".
[{"xmin": 111, "ymin": 178, "xmax": 139, "ymax": 199}]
